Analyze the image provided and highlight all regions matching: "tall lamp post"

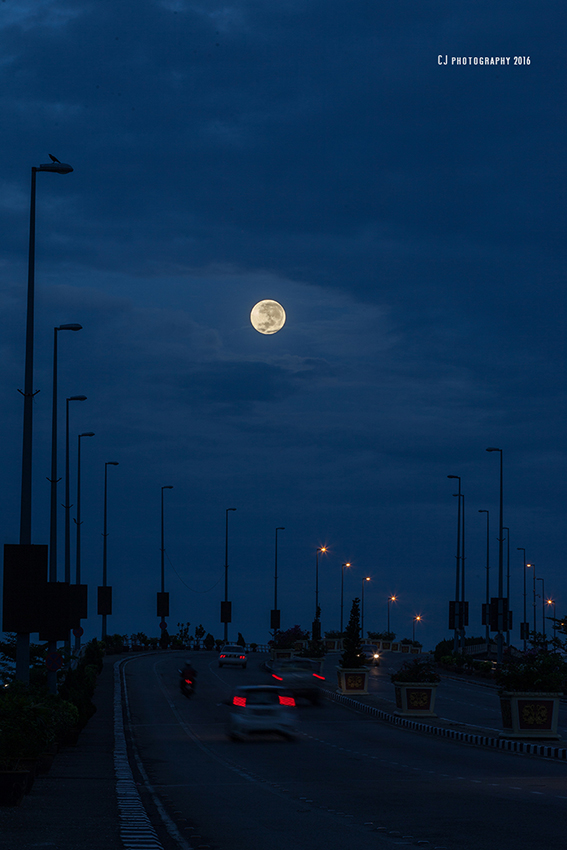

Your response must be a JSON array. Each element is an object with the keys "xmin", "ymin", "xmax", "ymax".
[
  {"xmin": 223, "ymin": 508, "xmax": 236, "ymax": 643},
  {"xmin": 16, "ymin": 156, "xmax": 73, "ymax": 683},
  {"xmin": 313, "ymin": 546, "xmax": 327, "ymax": 638},
  {"xmin": 101, "ymin": 461, "xmax": 119, "ymax": 640},
  {"xmin": 527, "ymin": 563, "xmax": 537, "ymax": 637},
  {"xmin": 63, "ymin": 395, "xmax": 87, "ymax": 656},
  {"xmin": 486, "ymin": 447, "xmax": 504, "ymax": 663},
  {"xmin": 361, "ymin": 577, "xmax": 370, "ymax": 638},
  {"xmin": 273, "ymin": 527, "xmax": 285, "ymax": 633},
  {"xmin": 479, "ymin": 509, "xmax": 490, "ymax": 644},
  {"xmin": 503, "ymin": 526, "xmax": 510, "ymax": 645},
  {"xmin": 447, "ymin": 475, "xmax": 461, "ymax": 651},
  {"xmin": 74, "ymin": 431, "xmax": 94, "ymax": 655},
  {"xmin": 340, "ymin": 562, "xmax": 351, "ymax": 634},
  {"xmin": 536, "ymin": 576, "xmax": 545, "ymax": 645},
  {"xmin": 548, "ymin": 599, "xmax": 557, "ymax": 642},
  {"xmin": 387, "ymin": 595, "xmax": 397, "ymax": 634},
  {"xmin": 517, "ymin": 547, "xmax": 527, "ymax": 651},
  {"xmin": 64, "ymin": 396, "xmax": 87, "ymax": 584},
  {"xmin": 160, "ymin": 486, "xmax": 174, "ymax": 595},
  {"xmin": 413, "ymin": 614, "xmax": 422, "ymax": 643},
  {"xmin": 49, "ymin": 324, "xmax": 82, "ymax": 583}
]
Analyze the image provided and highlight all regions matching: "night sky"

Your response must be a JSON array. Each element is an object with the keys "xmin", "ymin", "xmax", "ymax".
[{"xmin": 1, "ymin": 1, "xmax": 565, "ymax": 651}]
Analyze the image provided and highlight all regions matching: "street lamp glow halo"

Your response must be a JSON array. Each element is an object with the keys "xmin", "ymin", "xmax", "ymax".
[{"xmin": 250, "ymin": 299, "xmax": 286, "ymax": 334}]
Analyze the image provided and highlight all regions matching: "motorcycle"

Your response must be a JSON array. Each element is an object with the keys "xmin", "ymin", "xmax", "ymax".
[{"xmin": 178, "ymin": 669, "xmax": 195, "ymax": 698}]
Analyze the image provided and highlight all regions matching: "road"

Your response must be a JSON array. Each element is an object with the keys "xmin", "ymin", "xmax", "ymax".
[{"xmin": 123, "ymin": 651, "xmax": 567, "ymax": 850}]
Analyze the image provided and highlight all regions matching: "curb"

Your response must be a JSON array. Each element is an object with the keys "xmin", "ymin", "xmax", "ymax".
[{"xmin": 324, "ymin": 690, "xmax": 567, "ymax": 761}]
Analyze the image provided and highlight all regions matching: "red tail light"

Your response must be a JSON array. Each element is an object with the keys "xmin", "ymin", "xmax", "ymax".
[
  {"xmin": 313, "ymin": 673, "xmax": 325, "ymax": 680},
  {"xmin": 233, "ymin": 695, "xmax": 247, "ymax": 707},
  {"xmin": 239, "ymin": 655, "xmax": 246, "ymax": 659},
  {"xmin": 279, "ymin": 695, "xmax": 295, "ymax": 707},
  {"xmin": 220, "ymin": 654, "xmax": 226, "ymax": 658},
  {"xmin": 272, "ymin": 674, "xmax": 283, "ymax": 681},
  {"xmin": 184, "ymin": 678, "xmax": 193, "ymax": 685}
]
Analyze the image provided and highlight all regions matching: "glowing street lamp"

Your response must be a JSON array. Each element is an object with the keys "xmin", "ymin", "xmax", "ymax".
[
  {"xmin": 387, "ymin": 595, "xmax": 397, "ymax": 634},
  {"xmin": 361, "ymin": 577, "xmax": 371, "ymax": 638},
  {"xmin": 340, "ymin": 562, "xmax": 351, "ymax": 633},
  {"xmin": 413, "ymin": 615, "xmax": 422, "ymax": 643}
]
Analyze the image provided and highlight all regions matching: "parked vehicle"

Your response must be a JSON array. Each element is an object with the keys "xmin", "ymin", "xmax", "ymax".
[
  {"xmin": 360, "ymin": 644, "xmax": 381, "ymax": 666},
  {"xmin": 270, "ymin": 657, "xmax": 325, "ymax": 705},
  {"xmin": 227, "ymin": 685, "xmax": 297, "ymax": 740},
  {"xmin": 219, "ymin": 644, "xmax": 248, "ymax": 668}
]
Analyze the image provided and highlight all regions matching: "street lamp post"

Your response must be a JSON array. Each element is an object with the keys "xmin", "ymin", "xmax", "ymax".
[
  {"xmin": 223, "ymin": 508, "xmax": 236, "ymax": 643},
  {"xmin": 527, "ymin": 563, "xmax": 537, "ymax": 637},
  {"xmin": 160, "ymin": 486, "xmax": 174, "ymax": 594},
  {"xmin": 64, "ymin": 397, "xmax": 87, "ymax": 585},
  {"xmin": 486, "ymin": 447, "xmax": 504, "ymax": 663},
  {"xmin": 479, "ymin": 509, "xmax": 490, "ymax": 645},
  {"xmin": 63, "ymin": 395, "xmax": 86, "ymax": 656},
  {"xmin": 447, "ymin": 475, "xmax": 461, "ymax": 651},
  {"xmin": 49, "ymin": 324, "xmax": 82, "ymax": 583},
  {"xmin": 273, "ymin": 527, "xmax": 285, "ymax": 633},
  {"xmin": 74, "ymin": 431, "xmax": 94, "ymax": 655},
  {"xmin": 517, "ymin": 548, "xmax": 527, "ymax": 651},
  {"xmin": 536, "ymin": 576, "xmax": 545, "ymax": 645},
  {"xmin": 314, "ymin": 546, "xmax": 327, "ymax": 627},
  {"xmin": 503, "ymin": 526, "xmax": 510, "ymax": 645},
  {"xmin": 101, "ymin": 461, "xmax": 119, "ymax": 640},
  {"xmin": 413, "ymin": 615, "xmax": 422, "ymax": 643},
  {"xmin": 361, "ymin": 577, "xmax": 370, "ymax": 638},
  {"xmin": 547, "ymin": 599, "xmax": 557, "ymax": 646},
  {"xmin": 340, "ymin": 562, "xmax": 351, "ymax": 634},
  {"xmin": 387, "ymin": 595, "xmax": 397, "ymax": 634},
  {"xmin": 16, "ymin": 157, "xmax": 73, "ymax": 683}
]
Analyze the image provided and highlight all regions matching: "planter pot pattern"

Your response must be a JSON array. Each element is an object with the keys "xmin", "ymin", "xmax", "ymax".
[
  {"xmin": 393, "ymin": 682, "xmax": 438, "ymax": 716},
  {"xmin": 336, "ymin": 667, "xmax": 370, "ymax": 694},
  {"xmin": 499, "ymin": 692, "xmax": 562, "ymax": 739}
]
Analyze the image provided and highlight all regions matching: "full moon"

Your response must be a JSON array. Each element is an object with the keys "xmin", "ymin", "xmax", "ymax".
[{"xmin": 250, "ymin": 300, "xmax": 286, "ymax": 334}]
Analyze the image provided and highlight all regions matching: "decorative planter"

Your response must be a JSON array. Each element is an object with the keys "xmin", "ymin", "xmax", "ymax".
[
  {"xmin": 336, "ymin": 667, "xmax": 370, "ymax": 694},
  {"xmin": 393, "ymin": 682, "xmax": 438, "ymax": 716},
  {"xmin": 499, "ymin": 692, "xmax": 562, "ymax": 739},
  {"xmin": 0, "ymin": 771, "xmax": 30, "ymax": 806}
]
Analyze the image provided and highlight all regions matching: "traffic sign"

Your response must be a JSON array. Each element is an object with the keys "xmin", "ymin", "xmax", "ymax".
[
  {"xmin": 45, "ymin": 651, "xmax": 64, "ymax": 672},
  {"xmin": 159, "ymin": 620, "xmax": 168, "ymax": 630},
  {"xmin": 72, "ymin": 626, "xmax": 84, "ymax": 637}
]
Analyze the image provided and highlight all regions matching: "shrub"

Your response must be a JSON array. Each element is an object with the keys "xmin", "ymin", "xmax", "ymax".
[
  {"xmin": 339, "ymin": 599, "xmax": 366, "ymax": 669},
  {"xmin": 391, "ymin": 658, "xmax": 441, "ymax": 684},
  {"xmin": 496, "ymin": 651, "xmax": 567, "ymax": 693}
]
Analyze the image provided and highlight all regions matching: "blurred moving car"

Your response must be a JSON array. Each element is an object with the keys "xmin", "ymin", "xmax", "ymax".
[
  {"xmin": 227, "ymin": 685, "xmax": 297, "ymax": 740},
  {"xmin": 360, "ymin": 645, "xmax": 380, "ymax": 666},
  {"xmin": 270, "ymin": 657, "xmax": 325, "ymax": 704},
  {"xmin": 219, "ymin": 645, "xmax": 248, "ymax": 668}
]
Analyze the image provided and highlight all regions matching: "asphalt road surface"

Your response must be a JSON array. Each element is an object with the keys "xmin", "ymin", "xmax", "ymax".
[{"xmin": 123, "ymin": 652, "xmax": 567, "ymax": 850}]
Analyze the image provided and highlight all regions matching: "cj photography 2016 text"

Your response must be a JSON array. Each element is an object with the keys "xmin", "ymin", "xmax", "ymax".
[{"xmin": 438, "ymin": 55, "xmax": 531, "ymax": 66}]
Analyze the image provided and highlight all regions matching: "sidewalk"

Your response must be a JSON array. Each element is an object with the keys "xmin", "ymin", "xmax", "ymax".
[{"xmin": 0, "ymin": 655, "xmax": 121, "ymax": 850}]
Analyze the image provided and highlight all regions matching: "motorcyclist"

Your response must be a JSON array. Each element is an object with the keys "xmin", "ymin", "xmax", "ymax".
[{"xmin": 180, "ymin": 659, "xmax": 197, "ymax": 689}]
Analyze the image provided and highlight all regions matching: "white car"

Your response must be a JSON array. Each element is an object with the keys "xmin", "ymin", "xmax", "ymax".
[
  {"xmin": 227, "ymin": 685, "xmax": 297, "ymax": 740},
  {"xmin": 218, "ymin": 644, "xmax": 247, "ymax": 668}
]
